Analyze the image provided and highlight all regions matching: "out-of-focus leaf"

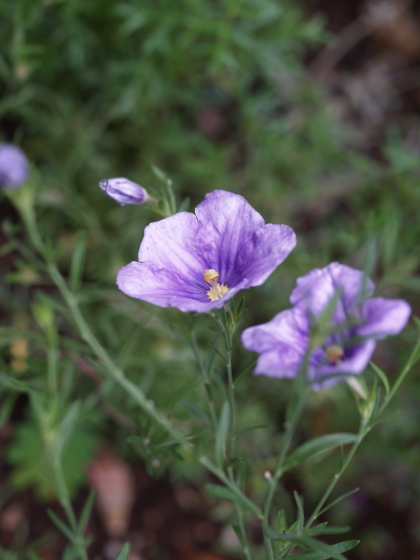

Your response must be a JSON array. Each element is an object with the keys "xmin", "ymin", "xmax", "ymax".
[{"xmin": 283, "ymin": 434, "xmax": 358, "ymax": 471}]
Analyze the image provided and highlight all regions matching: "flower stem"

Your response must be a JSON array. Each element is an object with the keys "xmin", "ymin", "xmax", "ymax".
[
  {"xmin": 216, "ymin": 308, "xmax": 237, "ymax": 458},
  {"xmin": 262, "ymin": 359, "xmax": 310, "ymax": 559},
  {"xmin": 190, "ymin": 331, "xmax": 218, "ymax": 429},
  {"xmin": 378, "ymin": 333, "xmax": 420, "ymax": 415},
  {"xmin": 23, "ymin": 205, "xmax": 191, "ymax": 452},
  {"xmin": 48, "ymin": 262, "xmax": 190, "ymax": 448},
  {"xmin": 306, "ymin": 333, "xmax": 420, "ymax": 530},
  {"xmin": 305, "ymin": 422, "xmax": 367, "ymax": 529},
  {"xmin": 235, "ymin": 503, "xmax": 253, "ymax": 560}
]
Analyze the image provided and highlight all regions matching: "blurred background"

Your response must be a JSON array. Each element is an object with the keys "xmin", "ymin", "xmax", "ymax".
[{"xmin": 1, "ymin": 0, "xmax": 420, "ymax": 559}]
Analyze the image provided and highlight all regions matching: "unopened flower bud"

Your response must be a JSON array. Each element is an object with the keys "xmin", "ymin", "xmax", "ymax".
[
  {"xmin": 0, "ymin": 144, "xmax": 29, "ymax": 189},
  {"xmin": 99, "ymin": 177, "xmax": 147, "ymax": 206}
]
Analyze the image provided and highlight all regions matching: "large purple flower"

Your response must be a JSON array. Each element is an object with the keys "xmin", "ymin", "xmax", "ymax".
[
  {"xmin": 117, "ymin": 190, "xmax": 296, "ymax": 312},
  {"xmin": 242, "ymin": 263, "xmax": 411, "ymax": 389}
]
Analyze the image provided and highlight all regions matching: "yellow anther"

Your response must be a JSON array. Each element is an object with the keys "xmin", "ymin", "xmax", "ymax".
[
  {"xmin": 207, "ymin": 283, "xmax": 229, "ymax": 301},
  {"xmin": 326, "ymin": 345, "xmax": 344, "ymax": 365},
  {"xmin": 204, "ymin": 269, "xmax": 229, "ymax": 301},
  {"xmin": 204, "ymin": 269, "xmax": 219, "ymax": 283}
]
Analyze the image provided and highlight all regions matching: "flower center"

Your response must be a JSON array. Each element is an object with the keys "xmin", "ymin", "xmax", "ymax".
[
  {"xmin": 204, "ymin": 269, "xmax": 229, "ymax": 301},
  {"xmin": 326, "ymin": 345, "xmax": 344, "ymax": 365}
]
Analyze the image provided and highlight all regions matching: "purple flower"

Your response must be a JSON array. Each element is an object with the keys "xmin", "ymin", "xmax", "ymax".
[
  {"xmin": 242, "ymin": 263, "xmax": 411, "ymax": 389},
  {"xmin": 99, "ymin": 177, "xmax": 147, "ymax": 205},
  {"xmin": 0, "ymin": 144, "xmax": 28, "ymax": 189},
  {"xmin": 117, "ymin": 190, "xmax": 296, "ymax": 312}
]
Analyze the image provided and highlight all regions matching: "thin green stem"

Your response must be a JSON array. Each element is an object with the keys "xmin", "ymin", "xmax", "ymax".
[
  {"xmin": 305, "ymin": 422, "xmax": 367, "ymax": 529},
  {"xmin": 262, "ymin": 385, "xmax": 309, "ymax": 558},
  {"xmin": 212, "ymin": 308, "xmax": 238, "ymax": 458},
  {"xmin": 46, "ymin": 339, "xmax": 58, "ymax": 394},
  {"xmin": 224, "ymin": 328, "xmax": 236, "ymax": 455},
  {"xmin": 378, "ymin": 333, "xmax": 420, "ymax": 415},
  {"xmin": 47, "ymin": 261, "xmax": 190, "ymax": 449},
  {"xmin": 51, "ymin": 454, "xmax": 89, "ymax": 560},
  {"xmin": 306, "ymin": 333, "xmax": 420, "ymax": 530},
  {"xmin": 22, "ymin": 204, "xmax": 191, "ymax": 452},
  {"xmin": 190, "ymin": 332, "xmax": 218, "ymax": 429},
  {"xmin": 235, "ymin": 503, "xmax": 253, "ymax": 560}
]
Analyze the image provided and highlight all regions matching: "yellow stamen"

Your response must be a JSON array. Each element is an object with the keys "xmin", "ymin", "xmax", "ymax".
[
  {"xmin": 326, "ymin": 345, "xmax": 344, "ymax": 365},
  {"xmin": 204, "ymin": 269, "xmax": 219, "ymax": 283},
  {"xmin": 204, "ymin": 269, "xmax": 229, "ymax": 301}
]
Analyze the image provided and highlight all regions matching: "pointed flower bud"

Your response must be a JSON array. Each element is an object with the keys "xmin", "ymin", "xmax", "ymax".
[
  {"xmin": 99, "ymin": 177, "xmax": 147, "ymax": 206},
  {"xmin": 0, "ymin": 144, "xmax": 29, "ymax": 189}
]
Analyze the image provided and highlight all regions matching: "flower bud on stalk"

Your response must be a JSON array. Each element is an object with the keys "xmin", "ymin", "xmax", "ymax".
[
  {"xmin": 99, "ymin": 177, "xmax": 153, "ymax": 206},
  {"xmin": 0, "ymin": 144, "xmax": 29, "ymax": 189}
]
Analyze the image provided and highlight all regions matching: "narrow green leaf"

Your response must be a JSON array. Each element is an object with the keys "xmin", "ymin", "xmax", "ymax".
[
  {"xmin": 308, "ymin": 523, "xmax": 350, "ymax": 536},
  {"xmin": 276, "ymin": 510, "xmax": 287, "ymax": 533},
  {"xmin": 239, "ymin": 423, "xmax": 270, "ymax": 434},
  {"xmin": 78, "ymin": 488, "xmax": 97, "ymax": 534},
  {"xmin": 0, "ymin": 373, "xmax": 37, "ymax": 394},
  {"xmin": 69, "ymin": 231, "xmax": 86, "ymax": 293},
  {"xmin": 212, "ymin": 369, "xmax": 229, "ymax": 401},
  {"xmin": 237, "ymin": 460, "xmax": 247, "ymax": 490},
  {"xmin": 209, "ymin": 344, "xmax": 226, "ymax": 362},
  {"xmin": 236, "ymin": 296, "xmax": 245, "ymax": 318},
  {"xmin": 199, "ymin": 458, "xmax": 262, "ymax": 517},
  {"xmin": 370, "ymin": 362, "xmax": 389, "ymax": 395},
  {"xmin": 283, "ymin": 434, "xmax": 358, "ymax": 471},
  {"xmin": 118, "ymin": 319, "xmax": 156, "ymax": 369},
  {"xmin": 205, "ymin": 335, "xmax": 222, "ymax": 376},
  {"xmin": 151, "ymin": 165, "xmax": 169, "ymax": 183},
  {"xmin": 318, "ymin": 488, "xmax": 359, "ymax": 516},
  {"xmin": 47, "ymin": 510, "xmax": 76, "ymax": 543},
  {"xmin": 215, "ymin": 402, "xmax": 230, "ymax": 468},
  {"xmin": 115, "ymin": 542, "xmax": 131, "ymax": 560},
  {"xmin": 180, "ymin": 399, "xmax": 212, "ymax": 427},
  {"xmin": 289, "ymin": 539, "xmax": 359, "ymax": 559},
  {"xmin": 205, "ymin": 484, "xmax": 261, "ymax": 517},
  {"xmin": 55, "ymin": 402, "xmax": 81, "ymax": 458},
  {"xmin": 178, "ymin": 196, "xmax": 190, "ymax": 213},
  {"xmin": 294, "ymin": 492, "xmax": 304, "ymax": 529},
  {"xmin": 167, "ymin": 379, "xmax": 200, "ymax": 413},
  {"xmin": 268, "ymin": 533, "xmax": 356, "ymax": 559},
  {"xmin": 234, "ymin": 357, "xmax": 257, "ymax": 387},
  {"xmin": 0, "ymin": 394, "xmax": 16, "ymax": 428},
  {"xmin": 232, "ymin": 524, "xmax": 246, "ymax": 548}
]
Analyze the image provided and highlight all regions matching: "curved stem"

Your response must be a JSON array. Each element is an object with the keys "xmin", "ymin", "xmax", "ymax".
[
  {"xmin": 48, "ymin": 262, "xmax": 190, "ymax": 449},
  {"xmin": 22, "ymin": 205, "xmax": 191, "ymax": 451}
]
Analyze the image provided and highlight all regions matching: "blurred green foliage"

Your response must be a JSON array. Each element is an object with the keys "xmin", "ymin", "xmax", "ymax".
[{"xmin": 1, "ymin": 0, "xmax": 420, "ymax": 556}]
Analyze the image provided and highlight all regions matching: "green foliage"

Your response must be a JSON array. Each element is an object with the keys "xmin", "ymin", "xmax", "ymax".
[{"xmin": 6, "ymin": 412, "xmax": 98, "ymax": 500}]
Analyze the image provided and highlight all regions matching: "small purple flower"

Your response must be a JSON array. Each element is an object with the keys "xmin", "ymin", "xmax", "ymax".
[
  {"xmin": 99, "ymin": 177, "xmax": 147, "ymax": 206},
  {"xmin": 0, "ymin": 144, "xmax": 29, "ymax": 189},
  {"xmin": 117, "ymin": 190, "xmax": 296, "ymax": 312},
  {"xmin": 242, "ymin": 263, "xmax": 411, "ymax": 389}
]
